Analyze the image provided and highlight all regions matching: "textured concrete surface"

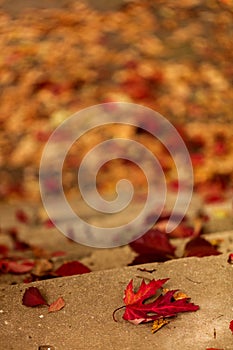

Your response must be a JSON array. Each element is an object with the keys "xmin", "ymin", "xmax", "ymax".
[{"xmin": 0, "ymin": 254, "xmax": 232, "ymax": 350}]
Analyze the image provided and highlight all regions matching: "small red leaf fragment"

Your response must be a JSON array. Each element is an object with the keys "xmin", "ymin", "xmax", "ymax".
[
  {"xmin": 22, "ymin": 287, "xmax": 47, "ymax": 307},
  {"xmin": 48, "ymin": 297, "xmax": 65, "ymax": 312},
  {"xmin": 55, "ymin": 261, "xmax": 91, "ymax": 277},
  {"xmin": 227, "ymin": 253, "xmax": 233, "ymax": 264},
  {"xmin": 15, "ymin": 209, "xmax": 29, "ymax": 224},
  {"xmin": 230, "ymin": 320, "xmax": 233, "ymax": 334}
]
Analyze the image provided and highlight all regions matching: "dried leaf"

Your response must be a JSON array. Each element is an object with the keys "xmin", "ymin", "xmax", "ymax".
[
  {"xmin": 22, "ymin": 287, "xmax": 48, "ymax": 307},
  {"xmin": 7, "ymin": 260, "xmax": 34, "ymax": 274},
  {"xmin": 51, "ymin": 251, "xmax": 66, "ymax": 257},
  {"xmin": 0, "ymin": 244, "xmax": 9, "ymax": 256},
  {"xmin": 156, "ymin": 221, "xmax": 195, "ymax": 239},
  {"xmin": 173, "ymin": 291, "xmax": 189, "ymax": 301},
  {"xmin": 15, "ymin": 209, "xmax": 29, "ymax": 224},
  {"xmin": 151, "ymin": 318, "xmax": 169, "ymax": 333},
  {"xmin": 227, "ymin": 253, "xmax": 233, "ymax": 264},
  {"xmin": 32, "ymin": 259, "xmax": 53, "ymax": 277},
  {"xmin": 129, "ymin": 229, "xmax": 176, "ymax": 257},
  {"xmin": 184, "ymin": 237, "xmax": 221, "ymax": 258},
  {"xmin": 230, "ymin": 320, "xmax": 233, "ymax": 334},
  {"xmin": 0, "ymin": 259, "xmax": 34, "ymax": 274},
  {"xmin": 48, "ymin": 297, "xmax": 65, "ymax": 312},
  {"xmin": 120, "ymin": 278, "xmax": 199, "ymax": 325},
  {"xmin": 55, "ymin": 261, "xmax": 91, "ymax": 277},
  {"xmin": 13, "ymin": 239, "xmax": 31, "ymax": 252}
]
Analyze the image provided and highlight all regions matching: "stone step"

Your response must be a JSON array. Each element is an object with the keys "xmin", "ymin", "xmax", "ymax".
[
  {"xmin": 0, "ymin": 198, "xmax": 232, "ymax": 285},
  {"xmin": 0, "ymin": 254, "xmax": 232, "ymax": 349}
]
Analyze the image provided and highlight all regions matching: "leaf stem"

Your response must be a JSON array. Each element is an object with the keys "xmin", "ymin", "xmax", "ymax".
[{"xmin": 112, "ymin": 305, "xmax": 126, "ymax": 322}]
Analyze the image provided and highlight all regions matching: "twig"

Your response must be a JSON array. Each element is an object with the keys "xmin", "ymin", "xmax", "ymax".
[
  {"xmin": 137, "ymin": 268, "xmax": 157, "ymax": 273},
  {"xmin": 185, "ymin": 277, "xmax": 202, "ymax": 284}
]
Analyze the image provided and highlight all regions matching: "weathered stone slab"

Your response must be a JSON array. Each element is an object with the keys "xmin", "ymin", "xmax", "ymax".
[{"xmin": 0, "ymin": 254, "xmax": 232, "ymax": 350}]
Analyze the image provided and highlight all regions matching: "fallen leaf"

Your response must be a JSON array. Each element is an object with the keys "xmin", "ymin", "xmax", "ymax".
[
  {"xmin": 129, "ymin": 229, "xmax": 176, "ymax": 257},
  {"xmin": 55, "ymin": 261, "xmax": 91, "ymax": 277},
  {"xmin": 173, "ymin": 291, "xmax": 189, "ymax": 301},
  {"xmin": 7, "ymin": 260, "xmax": 34, "ymax": 274},
  {"xmin": 227, "ymin": 253, "xmax": 233, "ymax": 264},
  {"xmin": 31, "ymin": 246, "xmax": 50, "ymax": 258},
  {"xmin": 114, "ymin": 278, "xmax": 199, "ymax": 325},
  {"xmin": 22, "ymin": 287, "xmax": 48, "ymax": 307},
  {"xmin": 0, "ymin": 259, "xmax": 34, "ymax": 274},
  {"xmin": 32, "ymin": 259, "xmax": 53, "ymax": 277},
  {"xmin": 13, "ymin": 239, "xmax": 31, "ymax": 251},
  {"xmin": 184, "ymin": 237, "xmax": 221, "ymax": 257},
  {"xmin": 51, "ymin": 251, "xmax": 66, "ymax": 257},
  {"xmin": 48, "ymin": 297, "xmax": 65, "ymax": 312},
  {"xmin": 155, "ymin": 221, "xmax": 195, "ymax": 239},
  {"xmin": 15, "ymin": 209, "xmax": 29, "ymax": 224},
  {"xmin": 0, "ymin": 244, "xmax": 9, "ymax": 256},
  {"xmin": 151, "ymin": 318, "xmax": 169, "ymax": 333},
  {"xmin": 230, "ymin": 320, "xmax": 233, "ymax": 334}
]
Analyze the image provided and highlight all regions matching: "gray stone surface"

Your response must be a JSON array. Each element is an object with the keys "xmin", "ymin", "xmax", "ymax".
[{"xmin": 0, "ymin": 254, "xmax": 232, "ymax": 350}]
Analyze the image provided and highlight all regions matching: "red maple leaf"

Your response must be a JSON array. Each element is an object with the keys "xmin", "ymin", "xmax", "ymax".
[
  {"xmin": 22, "ymin": 287, "xmax": 48, "ymax": 307},
  {"xmin": 114, "ymin": 279, "xmax": 199, "ymax": 325},
  {"xmin": 55, "ymin": 261, "xmax": 91, "ymax": 277}
]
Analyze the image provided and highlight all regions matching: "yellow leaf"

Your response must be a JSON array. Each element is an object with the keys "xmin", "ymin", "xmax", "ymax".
[
  {"xmin": 173, "ymin": 292, "xmax": 189, "ymax": 300},
  {"xmin": 151, "ymin": 319, "xmax": 169, "ymax": 334}
]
